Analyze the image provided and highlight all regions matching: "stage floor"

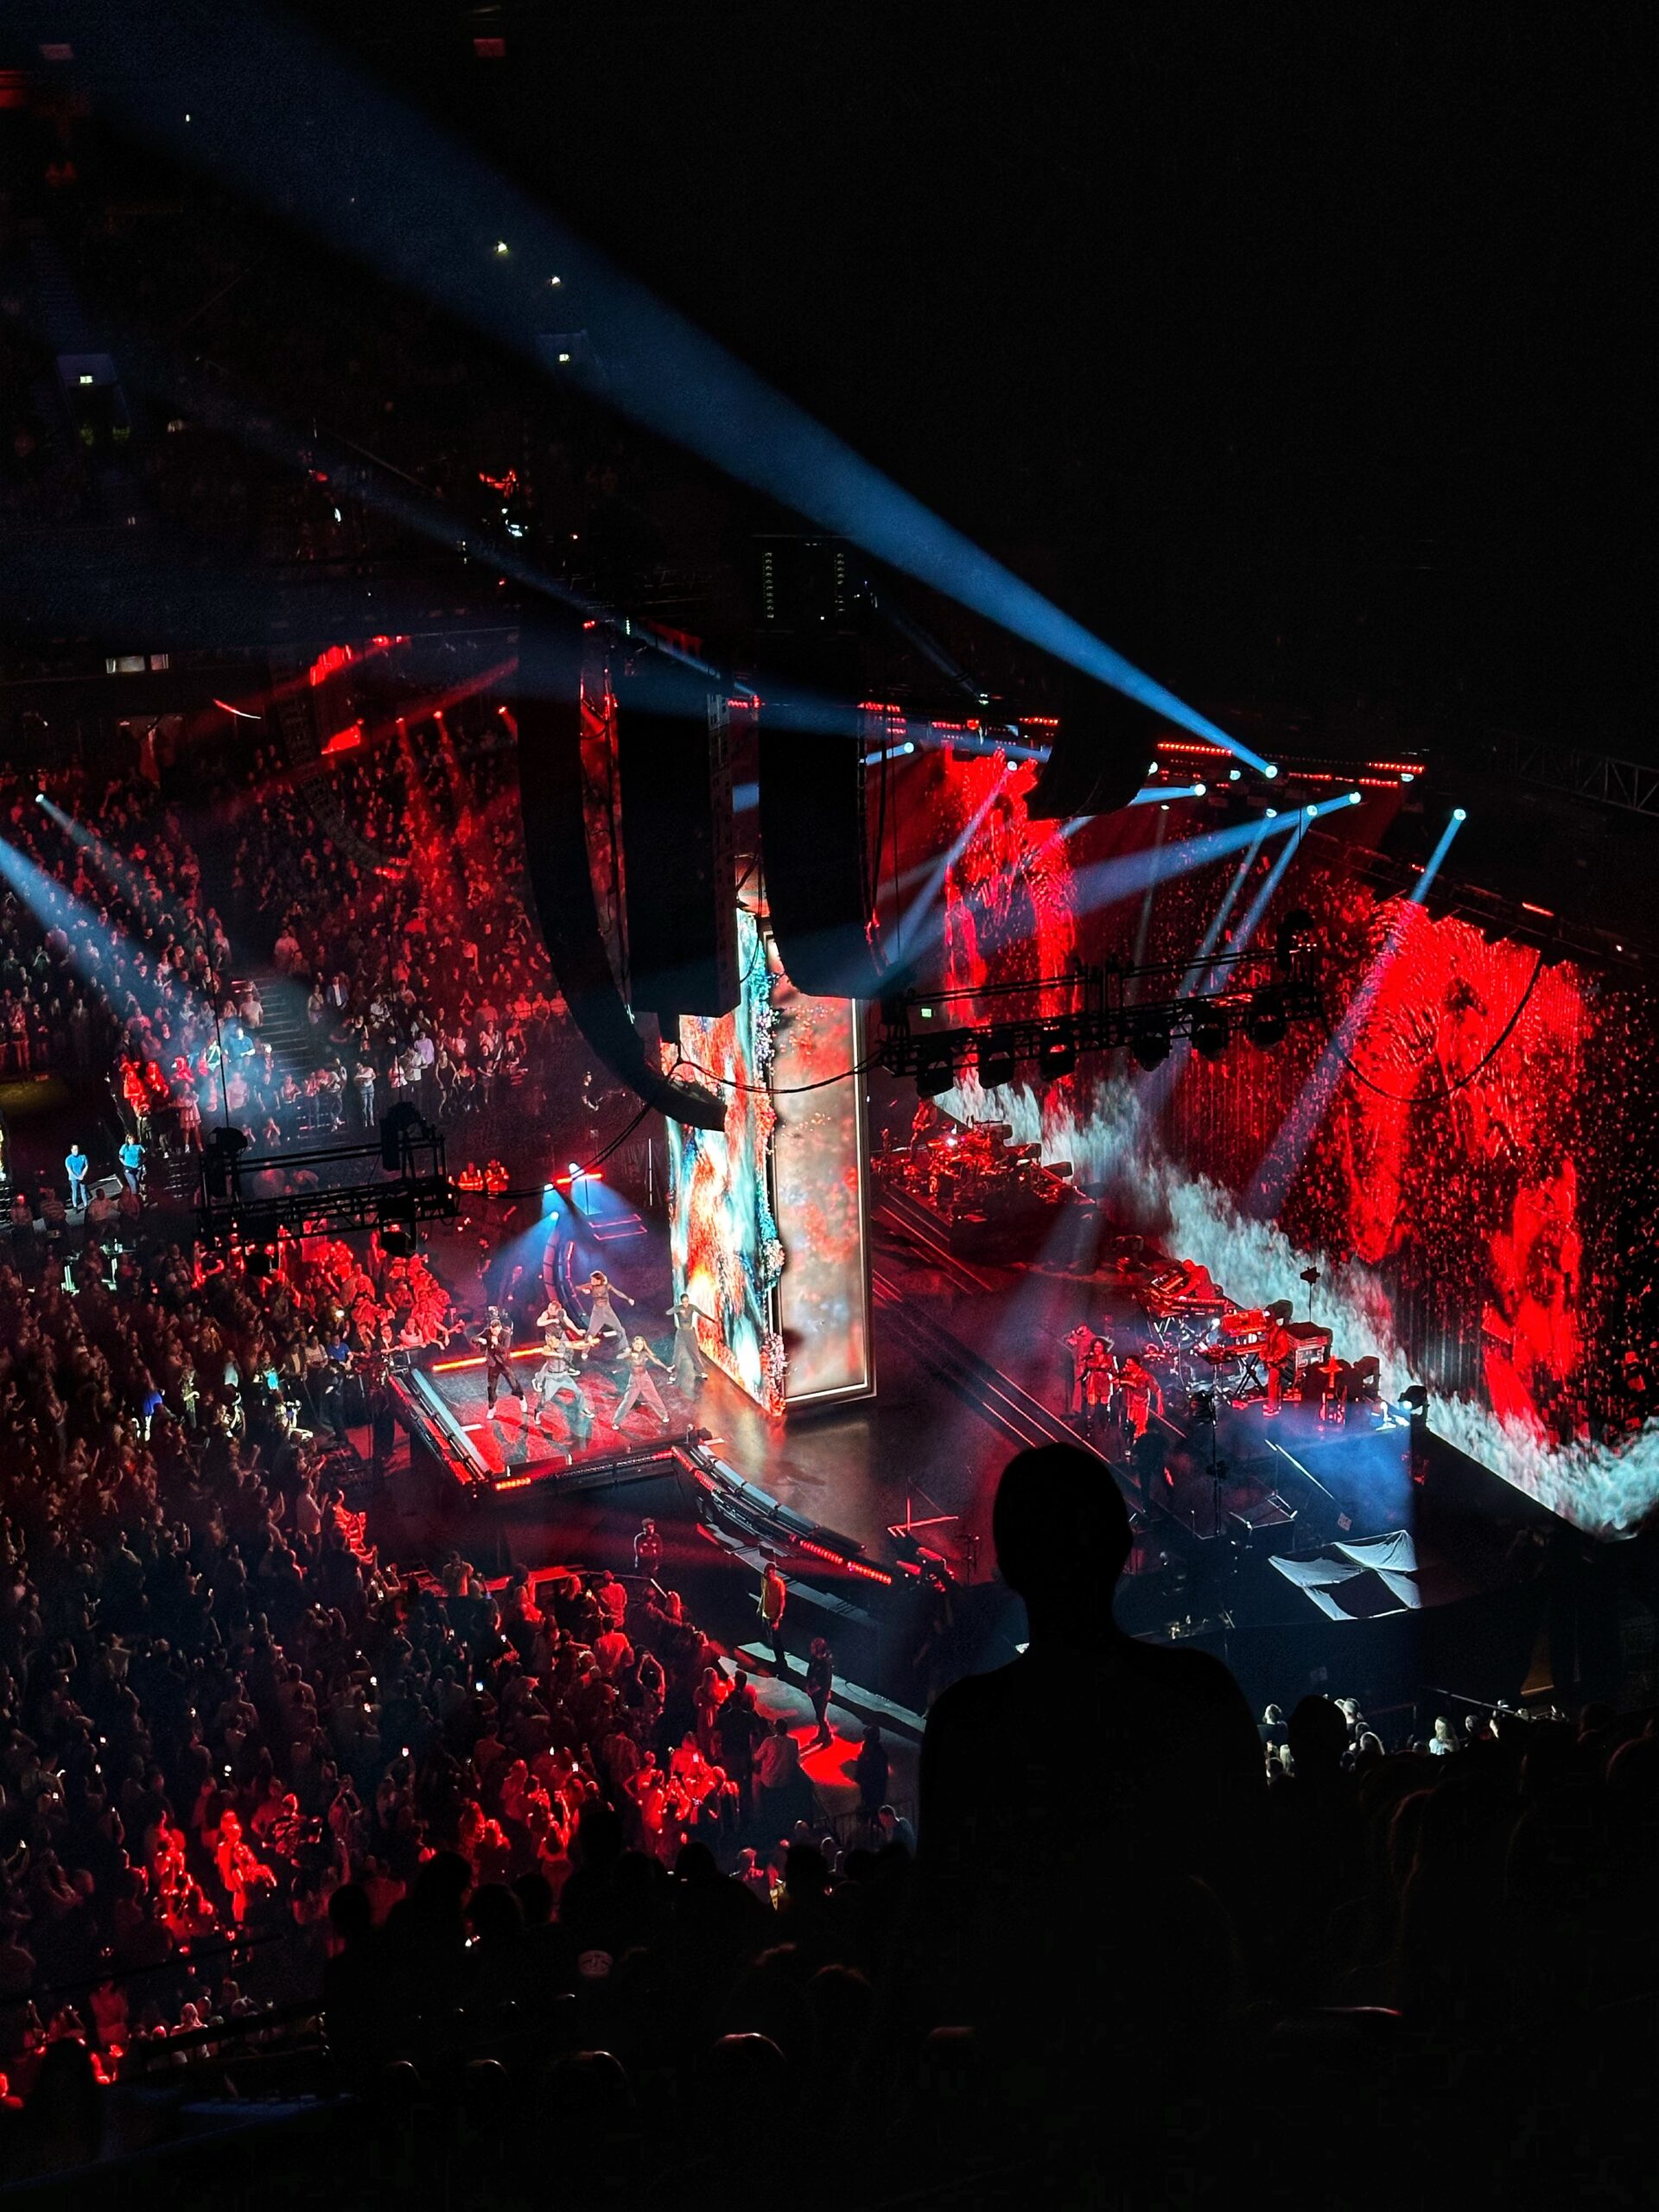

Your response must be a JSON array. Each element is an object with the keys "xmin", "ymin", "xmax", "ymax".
[{"xmin": 410, "ymin": 1340, "xmax": 705, "ymax": 1482}]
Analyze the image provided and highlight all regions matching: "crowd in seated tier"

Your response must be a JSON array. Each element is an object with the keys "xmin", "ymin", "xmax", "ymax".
[
  {"xmin": 1, "ymin": 738, "xmax": 585, "ymax": 1192},
  {"xmin": 0, "ymin": 1340, "xmax": 1649, "ymax": 2195}
]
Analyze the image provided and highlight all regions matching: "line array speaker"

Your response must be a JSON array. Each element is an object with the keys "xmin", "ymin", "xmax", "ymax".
[
  {"xmin": 1027, "ymin": 666, "xmax": 1160, "ymax": 820},
  {"xmin": 759, "ymin": 724, "xmax": 879, "ymax": 998},
  {"xmin": 515, "ymin": 654, "xmax": 726, "ymax": 1131},
  {"xmin": 619, "ymin": 696, "xmax": 739, "ymax": 1016}
]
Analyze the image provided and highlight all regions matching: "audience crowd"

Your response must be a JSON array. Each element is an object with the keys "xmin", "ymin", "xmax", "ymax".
[
  {"xmin": 2, "ymin": 721, "xmax": 586, "ymax": 1191},
  {"xmin": 0, "ymin": 1262, "xmax": 1647, "ymax": 2205}
]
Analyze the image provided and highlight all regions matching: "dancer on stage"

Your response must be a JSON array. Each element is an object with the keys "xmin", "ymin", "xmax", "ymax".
[
  {"xmin": 582, "ymin": 1269, "xmax": 634, "ymax": 1358},
  {"xmin": 531, "ymin": 1329, "xmax": 598, "ymax": 1453},
  {"xmin": 667, "ymin": 1294, "xmax": 709, "ymax": 1395},
  {"xmin": 475, "ymin": 1306, "xmax": 527, "ymax": 1414},
  {"xmin": 613, "ymin": 1335, "xmax": 674, "ymax": 1429}
]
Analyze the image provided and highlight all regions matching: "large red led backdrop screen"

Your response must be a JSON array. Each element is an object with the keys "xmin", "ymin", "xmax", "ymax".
[{"xmin": 881, "ymin": 747, "xmax": 1659, "ymax": 1535}]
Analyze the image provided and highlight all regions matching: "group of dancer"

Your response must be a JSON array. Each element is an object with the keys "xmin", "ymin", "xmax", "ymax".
[{"xmin": 473, "ymin": 1272, "xmax": 709, "ymax": 1459}]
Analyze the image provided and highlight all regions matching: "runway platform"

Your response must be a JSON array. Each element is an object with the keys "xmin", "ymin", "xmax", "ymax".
[{"xmin": 391, "ymin": 1340, "xmax": 706, "ymax": 1497}]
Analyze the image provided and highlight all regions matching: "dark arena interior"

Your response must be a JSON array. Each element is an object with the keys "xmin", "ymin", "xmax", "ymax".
[{"xmin": 0, "ymin": 10, "xmax": 1656, "ymax": 2207}]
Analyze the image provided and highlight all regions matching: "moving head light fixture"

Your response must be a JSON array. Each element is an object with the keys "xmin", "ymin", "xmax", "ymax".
[{"xmin": 881, "ymin": 943, "xmax": 1322, "ymax": 1096}]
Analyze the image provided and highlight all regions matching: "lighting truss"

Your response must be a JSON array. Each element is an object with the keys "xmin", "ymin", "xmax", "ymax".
[
  {"xmin": 1484, "ymin": 730, "xmax": 1659, "ymax": 823},
  {"xmin": 875, "ymin": 943, "xmax": 1321, "ymax": 1081}
]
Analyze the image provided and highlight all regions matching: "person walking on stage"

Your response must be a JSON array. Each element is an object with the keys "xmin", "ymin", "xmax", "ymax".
[
  {"xmin": 759, "ymin": 1560, "xmax": 790, "ymax": 1676},
  {"xmin": 64, "ymin": 1142, "xmax": 90, "ymax": 1212},
  {"xmin": 804, "ymin": 1637, "xmax": 836, "ymax": 1750},
  {"xmin": 582, "ymin": 1270, "xmax": 634, "ymax": 1359},
  {"xmin": 612, "ymin": 1336, "xmax": 673, "ymax": 1429},
  {"xmin": 666, "ymin": 1294, "xmax": 709, "ymax": 1395},
  {"xmin": 476, "ymin": 1306, "xmax": 527, "ymax": 1414},
  {"xmin": 118, "ymin": 1134, "xmax": 144, "ymax": 1198},
  {"xmin": 1115, "ymin": 1352, "xmax": 1164, "ymax": 1442}
]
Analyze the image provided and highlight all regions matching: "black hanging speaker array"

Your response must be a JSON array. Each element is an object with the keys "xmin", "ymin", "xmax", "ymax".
[
  {"xmin": 1027, "ymin": 665, "xmax": 1161, "ymax": 820},
  {"xmin": 759, "ymin": 721, "xmax": 880, "ymax": 998},
  {"xmin": 514, "ymin": 645, "xmax": 726, "ymax": 1132},
  {"xmin": 618, "ymin": 696, "xmax": 739, "ymax": 1017}
]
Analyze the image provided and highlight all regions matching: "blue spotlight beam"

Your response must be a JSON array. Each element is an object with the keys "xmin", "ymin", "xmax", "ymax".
[
  {"xmin": 1249, "ymin": 810, "xmax": 1464, "ymax": 1217},
  {"xmin": 883, "ymin": 766, "xmax": 1017, "ymax": 968},
  {"xmin": 1068, "ymin": 811, "xmax": 1298, "ymax": 920},
  {"xmin": 1228, "ymin": 792, "xmax": 1352, "ymax": 959},
  {"xmin": 1411, "ymin": 810, "xmax": 1465, "ymax": 902},
  {"xmin": 59, "ymin": 2, "xmax": 1270, "ymax": 774},
  {"xmin": 0, "ymin": 835, "xmax": 237, "ymax": 1124},
  {"xmin": 1136, "ymin": 822, "xmax": 1272, "ymax": 1106}
]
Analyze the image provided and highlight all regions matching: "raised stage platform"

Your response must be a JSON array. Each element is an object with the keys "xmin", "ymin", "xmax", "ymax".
[{"xmin": 391, "ymin": 1341, "xmax": 705, "ymax": 1497}]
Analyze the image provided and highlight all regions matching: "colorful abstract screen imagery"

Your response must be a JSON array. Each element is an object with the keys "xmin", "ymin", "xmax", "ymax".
[{"xmin": 667, "ymin": 902, "xmax": 873, "ymax": 1415}]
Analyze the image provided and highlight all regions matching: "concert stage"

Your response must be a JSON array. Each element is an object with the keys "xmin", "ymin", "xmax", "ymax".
[{"xmin": 390, "ymin": 1341, "xmax": 704, "ymax": 1497}]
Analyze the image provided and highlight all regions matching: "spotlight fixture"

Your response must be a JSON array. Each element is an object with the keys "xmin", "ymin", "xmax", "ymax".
[
  {"xmin": 1452, "ymin": 806, "xmax": 1467, "ymax": 822},
  {"xmin": 1244, "ymin": 988, "xmax": 1288, "ymax": 1047},
  {"xmin": 916, "ymin": 1048, "xmax": 956, "ymax": 1100},
  {"xmin": 977, "ymin": 1032, "xmax": 1016, "ymax": 1090},
  {"xmin": 1039, "ymin": 1035, "xmax": 1077, "ymax": 1082},
  {"xmin": 1130, "ymin": 1023, "xmax": 1171, "ymax": 1071},
  {"xmin": 1191, "ymin": 1007, "xmax": 1230, "ymax": 1061},
  {"xmin": 34, "ymin": 792, "xmax": 47, "ymax": 807},
  {"xmin": 1347, "ymin": 791, "xmax": 1363, "ymax": 805},
  {"xmin": 1398, "ymin": 1383, "xmax": 1430, "ymax": 1414}
]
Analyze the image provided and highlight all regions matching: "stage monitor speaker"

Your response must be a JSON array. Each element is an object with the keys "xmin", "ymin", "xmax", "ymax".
[
  {"xmin": 1027, "ymin": 666, "xmax": 1161, "ymax": 820},
  {"xmin": 619, "ymin": 699, "xmax": 739, "ymax": 1017},
  {"xmin": 759, "ymin": 726, "xmax": 879, "ymax": 997},
  {"xmin": 515, "ymin": 660, "xmax": 726, "ymax": 1132}
]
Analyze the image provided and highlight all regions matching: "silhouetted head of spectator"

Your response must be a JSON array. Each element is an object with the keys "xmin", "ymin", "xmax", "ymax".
[
  {"xmin": 991, "ymin": 1443, "xmax": 1132, "ymax": 1636},
  {"xmin": 22, "ymin": 2038, "xmax": 102, "ymax": 2171},
  {"xmin": 412, "ymin": 1850, "xmax": 472, "ymax": 1924},
  {"xmin": 575, "ymin": 1799, "xmax": 624, "ymax": 1872},
  {"xmin": 673, "ymin": 1840, "xmax": 719, "ymax": 1887},
  {"xmin": 783, "ymin": 1845, "xmax": 830, "ymax": 1901},
  {"xmin": 702, "ymin": 2030, "xmax": 789, "ymax": 2101},
  {"xmin": 327, "ymin": 1881, "xmax": 373, "ymax": 1948},
  {"xmin": 513, "ymin": 1871, "xmax": 555, "ymax": 1927},
  {"xmin": 468, "ymin": 1883, "xmax": 524, "ymax": 1947},
  {"xmin": 1287, "ymin": 1695, "xmax": 1349, "ymax": 1780}
]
